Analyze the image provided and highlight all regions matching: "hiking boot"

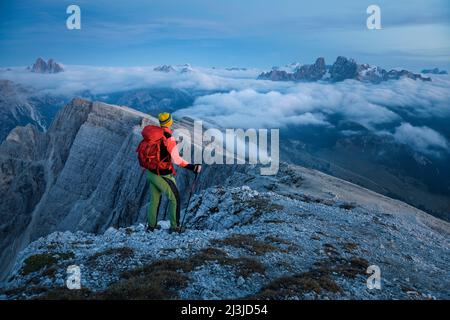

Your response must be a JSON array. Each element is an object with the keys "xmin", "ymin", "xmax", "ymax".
[
  {"xmin": 146, "ymin": 224, "xmax": 162, "ymax": 232},
  {"xmin": 168, "ymin": 226, "xmax": 183, "ymax": 234}
]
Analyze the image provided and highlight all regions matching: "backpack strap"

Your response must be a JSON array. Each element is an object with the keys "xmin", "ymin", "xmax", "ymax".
[{"xmin": 163, "ymin": 131, "xmax": 172, "ymax": 139}]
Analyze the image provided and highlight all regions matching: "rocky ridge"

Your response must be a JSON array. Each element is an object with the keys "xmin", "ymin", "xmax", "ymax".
[{"xmin": 258, "ymin": 56, "xmax": 431, "ymax": 83}]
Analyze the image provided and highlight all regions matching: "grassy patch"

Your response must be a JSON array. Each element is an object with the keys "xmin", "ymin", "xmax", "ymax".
[
  {"xmin": 16, "ymin": 247, "xmax": 266, "ymax": 300},
  {"xmin": 98, "ymin": 271, "xmax": 188, "ymax": 300},
  {"xmin": 21, "ymin": 252, "xmax": 75, "ymax": 276},
  {"xmin": 265, "ymin": 235, "xmax": 292, "ymax": 246},
  {"xmin": 263, "ymin": 219, "xmax": 285, "ymax": 224},
  {"xmin": 251, "ymin": 270, "xmax": 341, "ymax": 299},
  {"xmin": 211, "ymin": 234, "xmax": 279, "ymax": 255},
  {"xmin": 125, "ymin": 247, "xmax": 265, "ymax": 280},
  {"xmin": 251, "ymin": 251, "xmax": 370, "ymax": 299},
  {"xmin": 246, "ymin": 197, "xmax": 284, "ymax": 215},
  {"xmin": 265, "ymin": 235, "xmax": 296, "ymax": 253},
  {"xmin": 323, "ymin": 243, "xmax": 340, "ymax": 257},
  {"xmin": 5, "ymin": 285, "xmax": 51, "ymax": 298},
  {"xmin": 88, "ymin": 247, "xmax": 134, "ymax": 264},
  {"xmin": 102, "ymin": 247, "xmax": 265, "ymax": 299},
  {"xmin": 287, "ymin": 194, "xmax": 335, "ymax": 207},
  {"xmin": 314, "ymin": 256, "xmax": 369, "ymax": 279},
  {"xmin": 46, "ymin": 243, "xmax": 59, "ymax": 250},
  {"xmin": 339, "ymin": 203, "xmax": 357, "ymax": 210},
  {"xmin": 72, "ymin": 240, "xmax": 94, "ymax": 248},
  {"xmin": 41, "ymin": 266, "xmax": 58, "ymax": 278},
  {"xmin": 39, "ymin": 288, "xmax": 93, "ymax": 300},
  {"xmin": 159, "ymin": 247, "xmax": 178, "ymax": 254},
  {"xmin": 232, "ymin": 194, "xmax": 284, "ymax": 218},
  {"xmin": 342, "ymin": 242, "xmax": 358, "ymax": 252},
  {"xmin": 236, "ymin": 257, "xmax": 266, "ymax": 278}
]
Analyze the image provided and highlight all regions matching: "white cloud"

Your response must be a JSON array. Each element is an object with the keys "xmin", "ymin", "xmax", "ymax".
[
  {"xmin": 393, "ymin": 122, "xmax": 449, "ymax": 154},
  {"xmin": 2, "ymin": 64, "xmax": 450, "ymax": 153},
  {"xmin": 174, "ymin": 83, "xmax": 403, "ymax": 129},
  {"xmin": 0, "ymin": 65, "xmax": 281, "ymax": 96}
]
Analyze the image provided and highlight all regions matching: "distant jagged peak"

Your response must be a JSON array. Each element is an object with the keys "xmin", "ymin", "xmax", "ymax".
[
  {"xmin": 30, "ymin": 58, "xmax": 64, "ymax": 74},
  {"xmin": 258, "ymin": 56, "xmax": 431, "ymax": 83},
  {"xmin": 421, "ymin": 68, "xmax": 448, "ymax": 75},
  {"xmin": 153, "ymin": 64, "xmax": 176, "ymax": 73},
  {"xmin": 153, "ymin": 64, "xmax": 196, "ymax": 73},
  {"xmin": 179, "ymin": 63, "xmax": 194, "ymax": 73}
]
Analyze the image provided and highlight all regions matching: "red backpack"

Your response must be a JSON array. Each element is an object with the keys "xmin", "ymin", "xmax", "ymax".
[{"xmin": 136, "ymin": 125, "xmax": 175, "ymax": 175}]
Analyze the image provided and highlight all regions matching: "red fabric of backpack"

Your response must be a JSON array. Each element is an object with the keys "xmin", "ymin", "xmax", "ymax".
[{"xmin": 136, "ymin": 125, "xmax": 174, "ymax": 175}]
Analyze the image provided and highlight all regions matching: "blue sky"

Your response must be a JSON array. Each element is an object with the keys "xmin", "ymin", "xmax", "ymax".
[{"xmin": 0, "ymin": 0, "xmax": 449, "ymax": 70}]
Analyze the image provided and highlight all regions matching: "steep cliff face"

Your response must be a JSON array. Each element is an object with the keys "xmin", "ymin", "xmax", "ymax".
[
  {"xmin": 0, "ymin": 99, "xmax": 89, "ymax": 278},
  {"xmin": 0, "ymin": 99, "xmax": 162, "ymax": 279},
  {"xmin": 0, "ymin": 80, "xmax": 67, "ymax": 143},
  {"xmin": 0, "ymin": 80, "xmax": 43, "ymax": 142}
]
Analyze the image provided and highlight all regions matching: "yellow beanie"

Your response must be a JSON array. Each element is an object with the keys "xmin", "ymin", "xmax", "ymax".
[{"xmin": 158, "ymin": 112, "xmax": 173, "ymax": 127}]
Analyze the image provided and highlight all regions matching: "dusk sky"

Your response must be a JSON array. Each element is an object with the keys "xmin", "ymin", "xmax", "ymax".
[{"xmin": 1, "ymin": 0, "xmax": 449, "ymax": 70}]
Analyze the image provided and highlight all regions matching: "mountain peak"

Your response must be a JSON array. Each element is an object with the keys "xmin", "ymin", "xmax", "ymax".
[
  {"xmin": 421, "ymin": 68, "xmax": 448, "ymax": 75},
  {"xmin": 30, "ymin": 58, "xmax": 64, "ymax": 74},
  {"xmin": 258, "ymin": 56, "xmax": 432, "ymax": 83},
  {"xmin": 153, "ymin": 65, "xmax": 176, "ymax": 73}
]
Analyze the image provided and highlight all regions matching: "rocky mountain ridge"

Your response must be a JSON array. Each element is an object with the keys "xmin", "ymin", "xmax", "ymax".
[
  {"xmin": 0, "ymin": 80, "xmax": 66, "ymax": 142},
  {"xmin": 30, "ymin": 58, "xmax": 64, "ymax": 74},
  {"xmin": 0, "ymin": 98, "xmax": 231, "ymax": 281},
  {"xmin": 258, "ymin": 56, "xmax": 431, "ymax": 83}
]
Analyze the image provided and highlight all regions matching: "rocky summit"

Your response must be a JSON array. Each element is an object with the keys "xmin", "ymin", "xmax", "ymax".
[
  {"xmin": 0, "ymin": 99, "xmax": 448, "ymax": 300},
  {"xmin": 30, "ymin": 58, "xmax": 64, "ymax": 74},
  {"xmin": 153, "ymin": 65, "xmax": 176, "ymax": 73}
]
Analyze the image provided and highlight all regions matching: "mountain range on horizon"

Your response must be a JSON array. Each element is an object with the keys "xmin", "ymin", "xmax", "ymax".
[
  {"xmin": 5, "ymin": 56, "xmax": 447, "ymax": 78},
  {"xmin": 258, "ymin": 56, "xmax": 432, "ymax": 83}
]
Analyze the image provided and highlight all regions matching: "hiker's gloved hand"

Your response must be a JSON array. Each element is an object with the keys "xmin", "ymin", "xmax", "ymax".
[
  {"xmin": 185, "ymin": 164, "xmax": 202, "ymax": 173},
  {"xmin": 193, "ymin": 164, "xmax": 202, "ymax": 174}
]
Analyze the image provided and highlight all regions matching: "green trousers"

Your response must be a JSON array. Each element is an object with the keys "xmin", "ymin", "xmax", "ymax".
[{"xmin": 147, "ymin": 171, "xmax": 180, "ymax": 229}]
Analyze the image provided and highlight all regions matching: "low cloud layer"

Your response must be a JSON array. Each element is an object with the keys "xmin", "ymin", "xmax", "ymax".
[
  {"xmin": 1, "ymin": 65, "xmax": 450, "ymax": 156},
  {"xmin": 174, "ymin": 85, "xmax": 403, "ymax": 129},
  {"xmin": 0, "ymin": 65, "xmax": 277, "ymax": 96},
  {"xmin": 393, "ymin": 123, "xmax": 449, "ymax": 155},
  {"xmin": 174, "ymin": 76, "xmax": 450, "ymax": 132}
]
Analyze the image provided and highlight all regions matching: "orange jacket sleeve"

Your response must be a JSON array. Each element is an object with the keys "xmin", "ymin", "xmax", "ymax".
[{"xmin": 164, "ymin": 129, "xmax": 189, "ymax": 168}]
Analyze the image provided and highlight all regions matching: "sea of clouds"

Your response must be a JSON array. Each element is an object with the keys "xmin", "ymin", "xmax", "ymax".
[{"xmin": 1, "ymin": 65, "xmax": 449, "ymax": 155}]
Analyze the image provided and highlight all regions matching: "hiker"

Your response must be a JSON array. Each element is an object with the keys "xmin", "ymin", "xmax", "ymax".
[{"xmin": 136, "ymin": 112, "xmax": 201, "ymax": 233}]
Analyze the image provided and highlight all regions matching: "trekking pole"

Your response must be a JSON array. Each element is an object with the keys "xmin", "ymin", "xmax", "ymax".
[{"xmin": 179, "ymin": 172, "xmax": 199, "ymax": 233}]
